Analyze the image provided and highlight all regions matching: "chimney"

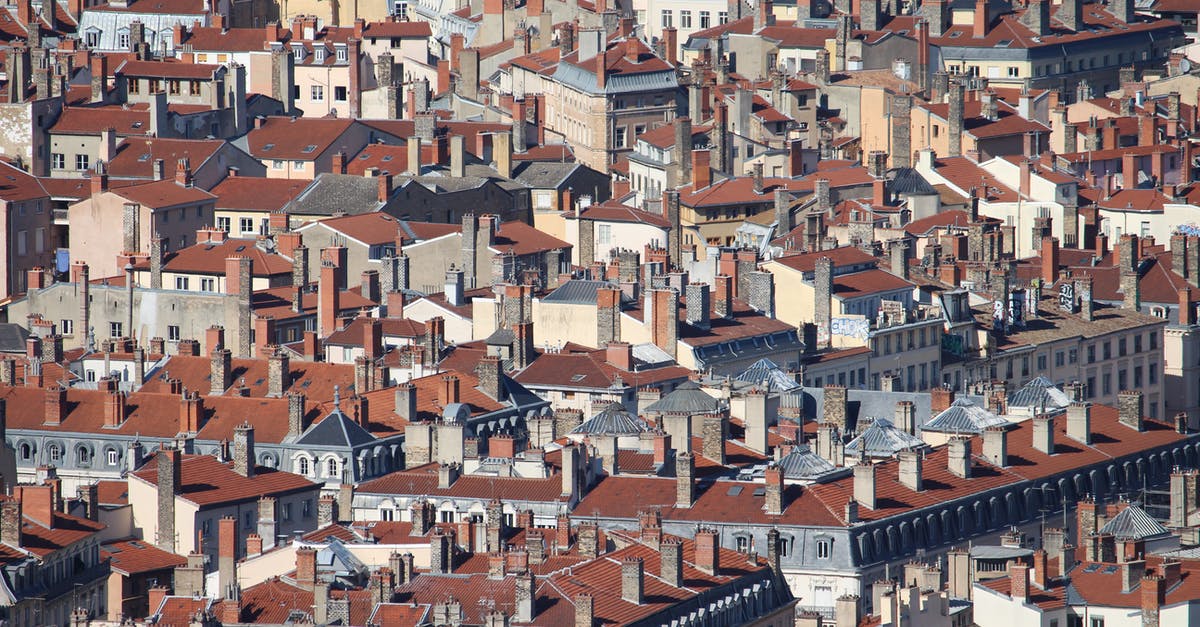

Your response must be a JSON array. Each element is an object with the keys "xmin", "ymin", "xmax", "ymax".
[
  {"xmin": 685, "ymin": 283, "xmax": 711, "ymax": 330},
  {"xmin": 218, "ymin": 515, "xmax": 237, "ymax": 595},
  {"xmin": 621, "ymin": 557, "xmax": 644, "ymax": 605},
  {"xmin": 44, "ymin": 385, "xmax": 65, "ymax": 425},
  {"xmin": 714, "ymin": 274, "xmax": 733, "ymax": 318},
  {"xmin": 1118, "ymin": 390, "xmax": 1144, "ymax": 431},
  {"xmin": 947, "ymin": 437, "xmax": 972, "ymax": 478},
  {"xmin": 606, "ymin": 341, "xmax": 633, "ymax": 371},
  {"xmin": 692, "ymin": 149, "xmax": 711, "ymax": 188},
  {"xmin": 1032, "ymin": 414, "xmax": 1054, "ymax": 454},
  {"xmin": 660, "ymin": 538, "xmax": 683, "ymax": 587},
  {"xmin": 930, "ymin": 386, "xmax": 955, "ymax": 413},
  {"xmin": 1041, "ymin": 237, "xmax": 1059, "ymax": 284},
  {"xmin": 102, "ymin": 392, "xmax": 129, "ymax": 429},
  {"xmin": 295, "ymin": 547, "xmax": 317, "ymax": 588},
  {"xmin": 764, "ymin": 463, "xmax": 785, "ymax": 514},
  {"xmin": 515, "ymin": 571, "xmax": 535, "ymax": 623},
  {"xmin": 439, "ymin": 375, "xmax": 460, "ymax": 406},
  {"xmin": 898, "ymin": 450, "xmax": 923, "ymax": 491},
  {"xmin": 675, "ymin": 450, "xmax": 695, "ymax": 507},
  {"xmin": 973, "ymin": 0, "xmax": 988, "ymax": 38},
  {"xmin": 1067, "ymin": 402, "xmax": 1092, "ymax": 444},
  {"xmin": 596, "ymin": 50, "xmax": 607, "ymax": 89},
  {"xmin": 1142, "ymin": 575, "xmax": 1164, "ymax": 627},
  {"xmin": 1010, "ymin": 562, "xmax": 1030, "ymax": 603},
  {"xmin": 233, "ymin": 423, "xmax": 255, "ymax": 478},
  {"xmin": 853, "ymin": 463, "xmax": 876, "ymax": 508},
  {"xmin": 1181, "ymin": 287, "xmax": 1196, "ymax": 326},
  {"xmin": 695, "ymin": 527, "xmax": 719, "ymax": 575},
  {"xmin": 983, "ymin": 426, "xmax": 1008, "ymax": 466},
  {"xmin": 156, "ymin": 448, "xmax": 181, "ymax": 551},
  {"xmin": 574, "ymin": 593, "xmax": 594, "ymax": 627}
]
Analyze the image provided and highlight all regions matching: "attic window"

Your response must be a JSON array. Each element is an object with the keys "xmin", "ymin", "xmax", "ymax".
[
  {"xmin": 138, "ymin": 153, "xmax": 151, "ymax": 162},
  {"xmin": 570, "ymin": 374, "xmax": 586, "ymax": 382},
  {"xmin": 132, "ymin": 121, "xmax": 143, "ymax": 128},
  {"xmin": 996, "ymin": 40, "xmax": 1012, "ymax": 47},
  {"xmin": 949, "ymin": 31, "xmax": 961, "ymax": 38},
  {"xmin": 235, "ymin": 245, "xmax": 246, "ymax": 252},
  {"xmin": 302, "ymin": 144, "xmax": 318, "ymax": 153},
  {"xmin": 262, "ymin": 143, "xmax": 275, "ymax": 151},
  {"xmin": 727, "ymin": 485, "xmax": 743, "ymax": 496},
  {"xmin": 292, "ymin": 44, "xmax": 305, "ymax": 61},
  {"xmin": 314, "ymin": 46, "xmax": 327, "ymax": 63},
  {"xmin": 381, "ymin": 155, "xmax": 393, "ymax": 161},
  {"xmin": 336, "ymin": 44, "xmax": 348, "ymax": 62}
]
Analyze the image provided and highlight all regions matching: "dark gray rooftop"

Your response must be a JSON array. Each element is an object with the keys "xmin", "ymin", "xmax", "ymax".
[
  {"xmin": 844, "ymin": 418, "xmax": 926, "ymax": 458},
  {"xmin": 543, "ymin": 280, "xmax": 626, "ymax": 305},
  {"xmin": 735, "ymin": 358, "xmax": 802, "ymax": 392},
  {"xmin": 0, "ymin": 324, "xmax": 30, "ymax": 353},
  {"xmin": 286, "ymin": 173, "xmax": 383, "ymax": 216},
  {"xmin": 644, "ymin": 381, "xmax": 721, "ymax": 415},
  {"xmin": 296, "ymin": 407, "xmax": 376, "ymax": 448},
  {"xmin": 570, "ymin": 402, "xmax": 649, "ymax": 436},
  {"xmin": 1098, "ymin": 504, "xmax": 1169, "ymax": 540},
  {"xmin": 1007, "ymin": 376, "xmax": 1071, "ymax": 411}
]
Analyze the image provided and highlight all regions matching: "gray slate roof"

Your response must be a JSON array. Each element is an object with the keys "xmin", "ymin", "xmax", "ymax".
[
  {"xmin": 286, "ymin": 174, "xmax": 383, "ymax": 216},
  {"xmin": 888, "ymin": 167, "xmax": 938, "ymax": 196},
  {"xmin": 1007, "ymin": 376, "xmax": 1071, "ymax": 411},
  {"xmin": 542, "ymin": 280, "xmax": 631, "ymax": 305},
  {"xmin": 922, "ymin": 398, "xmax": 1010, "ymax": 434},
  {"xmin": 0, "ymin": 324, "xmax": 31, "ymax": 353},
  {"xmin": 296, "ymin": 408, "xmax": 376, "ymax": 448},
  {"xmin": 570, "ymin": 403, "xmax": 649, "ymax": 435},
  {"xmin": 844, "ymin": 418, "xmax": 925, "ymax": 458},
  {"xmin": 776, "ymin": 445, "xmax": 838, "ymax": 480},
  {"xmin": 644, "ymin": 381, "xmax": 721, "ymax": 415},
  {"xmin": 513, "ymin": 161, "xmax": 581, "ymax": 188},
  {"xmin": 1098, "ymin": 504, "xmax": 1169, "ymax": 540},
  {"xmin": 735, "ymin": 358, "xmax": 802, "ymax": 392},
  {"xmin": 552, "ymin": 61, "xmax": 679, "ymax": 96}
]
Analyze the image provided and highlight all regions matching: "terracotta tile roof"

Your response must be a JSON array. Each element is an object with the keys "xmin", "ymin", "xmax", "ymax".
[
  {"xmin": 929, "ymin": 4, "xmax": 1183, "ymax": 49},
  {"xmin": 114, "ymin": 60, "xmax": 221, "ymax": 79},
  {"xmin": 507, "ymin": 46, "xmax": 562, "ymax": 75},
  {"xmin": 104, "ymin": 538, "xmax": 187, "ymax": 575},
  {"xmin": 107, "ymin": 137, "xmax": 225, "ymax": 181},
  {"xmin": 358, "ymin": 367, "xmax": 513, "ymax": 431},
  {"xmin": 932, "ymin": 157, "xmax": 1018, "ymax": 202},
  {"xmin": 903, "ymin": 209, "xmax": 975, "ymax": 235},
  {"xmin": 362, "ymin": 21, "xmax": 432, "ymax": 38},
  {"xmin": 515, "ymin": 349, "xmax": 690, "ymax": 389},
  {"xmin": 771, "ymin": 246, "xmax": 879, "ymax": 273},
  {"xmin": 246, "ymin": 117, "xmax": 357, "ymax": 160},
  {"xmin": 979, "ymin": 572, "xmax": 1068, "ymax": 611},
  {"xmin": 560, "ymin": 37, "xmax": 673, "ymax": 77},
  {"xmin": 357, "ymin": 466, "xmax": 569, "ymax": 503},
  {"xmin": 577, "ymin": 202, "xmax": 671, "ymax": 228},
  {"xmin": 634, "ymin": 122, "xmax": 712, "ymax": 150},
  {"xmin": 312, "ymin": 213, "xmax": 459, "ymax": 246},
  {"xmin": 675, "ymin": 299, "xmax": 798, "ymax": 347},
  {"xmin": 180, "ymin": 26, "xmax": 281, "ymax": 51},
  {"xmin": 90, "ymin": 0, "xmax": 207, "ymax": 13},
  {"xmin": 139, "ymin": 354, "xmax": 354, "ymax": 402},
  {"xmin": 53, "ymin": 104, "xmax": 153, "ymax": 136},
  {"xmin": 324, "ymin": 316, "xmax": 425, "ymax": 347},
  {"xmin": 250, "ymin": 285, "xmax": 376, "ymax": 322},
  {"xmin": 0, "ymin": 159, "xmax": 48, "ymax": 202},
  {"xmin": 1096, "ymin": 189, "xmax": 1170, "ymax": 212},
  {"xmin": 920, "ymin": 100, "xmax": 1050, "ymax": 139},
  {"xmin": 15, "ymin": 506, "xmax": 106, "ymax": 557},
  {"xmin": 1059, "ymin": 143, "xmax": 1183, "ymax": 163},
  {"xmin": 358, "ymin": 120, "xmax": 511, "ymax": 146},
  {"xmin": 211, "ymin": 176, "xmax": 307, "ymax": 212},
  {"xmin": 231, "ymin": 578, "xmax": 313, "ymax": 624},
  {"xmin": 489, "ymin": 221, "xmax": 570, "ymax": 255},
  {"xmin": 131, "ymin": 237, "xmax": 292, "ymax": 276},
  {"xmin": 154, "ymin": 597, "xmax": 212, "ymax": 627},
  {"xmin": 132, "ymin": 452, "xmax": 318, "ymax": 507},
  {"xmin": 575, "ymin": 474, "xmax": 843, "ymax": 526},
  {"xmin": 111, "ymin": 179, "xmax": 216, "ymax": 209},
  {"xmin": 833, "ymin": 268, "xmax": 914, "ymax": 298},
  {"xmin": 96, "ymin": 479, "xmax": 129, "ymax": 505},
  {"xmin": 370, "ymin": 603, "xmax": 430, "ymax": 627},
  {"xmin": 679, "ymin": 176, "xmax": 803, "ymax": 207}
]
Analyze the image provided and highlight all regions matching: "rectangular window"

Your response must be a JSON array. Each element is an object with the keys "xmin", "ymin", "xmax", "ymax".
[
  {"xmin": 217, "ymin": 216, "xmax": 231, "ymax": 232},
  {"xmin": 169, "ymin": 80, "xmax": 181, "ymax": 95},
  {"xmin": 1088, "ymin": 345, "xmax": 1096, "ymax": 363},
  {"xmin": 661, "ymin": 9, "xmax": 672, "ymax": 27},
  {"xmin": 110, "ymin": 321, "xmax": 122, "ymax": 338},
  {"xmin": 1103, "ymin": 373, "xmax": 1112, "ymax": 395},
  {"xmin": 1119, "ymin": 338, "xmax": 1127, "ymax": 357},
  {"xmin": 16, "ymin": 231, "xmax": 25, "ymax": 256},
  {"xmin": 615, "ymin": 126, "xmax": 627, "ymax": 148},
  {"xmin": 598, "ymin": 224, "xmax": 611, "ymax": 245},
  {"xmin": 168, "ymin": 325, "xmax": 180, "ymax": 341},
  {"xmin": 1150, "ymin": 363, "xmax": 1158, "ymax": 385},
  {"xmin": 1134, "ymin": 366, "xmax": 1143, "ymax": 388},
  {"xmin": 680, "ymin": 10, "xmax": 692, "ymax": 28},
  {"xmin": 719, "ymin": 10, "xmax": 728, "ymax": 23},
  {"xmin": 189, "ymin": 80, "xmax": 201, "ymax": 96},
  {"xmin": 128, "ymin": 78, "xmax": 141, "ymax": 94},
  {"xmin": 311, "ymin": 85, "xmax": 324, "ymax": 102},
  {"xmin": 175, "ymin": 276, "xmax": 189, "ymax": 290},
  {"xmin": 293, "ymin": 161, "xmax": 306, "ymax": 170},
  {"xmin": 239, "ymin": 217, "xmax": 254, "ymax": 233},
  {"xmin": 335, "ymin": 86, "xmax": 347, "ymax": 101},
  {"xmin": 699, "ymin": 11, "xmax": 710, "ymax": 28},
  {"xmin": 61, "ymin": 319, "xmax": 73, "ymax": 335},
  {"xmin": 34, "ymin": 228, "xmax": 44, "ymax": 253},
  {"xmin": 75, "ymin": 154, "xmax": 90, "ymax": 171},
  {"xmin": 1150, "ymin": 331, "xmax": 1159, "ymax": 350},
  {"xmin": 816, "ymin": 539, "xmax": 831, "ymax": 559},
  {"xmin": 1104, "ymin": 342, "xmax": 1112, "ymax": 360},
  {"xmin": 201, "ymin": 278, "xmax": 215, "ymax": 292},
  {"xmin": 51, "ymin": 153, "xmax": 64, "ymax": 169}
]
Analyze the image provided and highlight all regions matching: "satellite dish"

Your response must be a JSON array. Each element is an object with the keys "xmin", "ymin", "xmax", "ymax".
[{"xmin": 1182, "ymin": 58, "xmax": 1192, "ymax": 74}]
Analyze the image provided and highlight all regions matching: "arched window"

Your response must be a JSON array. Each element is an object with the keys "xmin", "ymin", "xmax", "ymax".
[
  {"xmin": 327, "ymin": 458, "xmax": 339, "ymax": 477},
  {"xmin": 107, "ymin": 449, "xmax": 119, "ymax": 466},
  {"xmin": 298, "ymin": 457, "xmax": 309, "ymax": 475},
  {"xmin": 78, "ymin": 447, "xmax": 90, "ymax": 466},
  {"xmin": 19, "ymin": 443, "xmax": 31, "ymax": 460},
  {"xmin": 48, "ymin": 444, "xmax": 61, "ymax": 463}
]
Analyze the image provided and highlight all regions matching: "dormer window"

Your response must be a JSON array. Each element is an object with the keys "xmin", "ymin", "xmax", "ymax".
[
  {"xmin": 84, "ymin": 27, "xmax": 101, "ymax": 48},
  {"xmin": 292, "ymin": 43, "xmax": 305, "ymax": 61},
  {"xmin": 336, "ymin": 44, "xmax": 348, "ymax": 62},
  {"xmin": 314, "ymin": 45, "xmax": 327, "ymax": 63},
  {"xmin": 117, "ymin": 28, "xmax": 130, "ymax": 50}
]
